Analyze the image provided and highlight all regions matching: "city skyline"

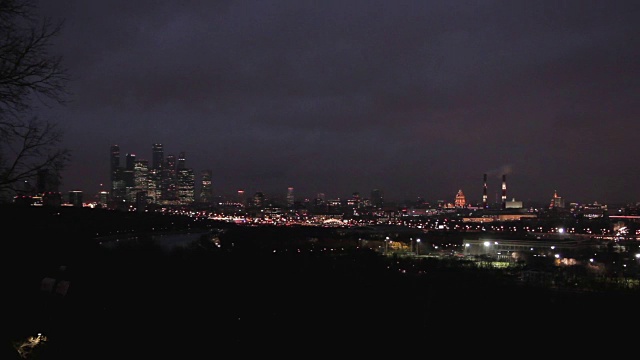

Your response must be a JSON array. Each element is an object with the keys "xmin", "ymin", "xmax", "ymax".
[
  {"xmin": 101, "ymin": 142, "xmax": 617, "ymax": 207},
  {"xmin": 32, "ymin": 1, "xmax": 640, "ymax": 204}
]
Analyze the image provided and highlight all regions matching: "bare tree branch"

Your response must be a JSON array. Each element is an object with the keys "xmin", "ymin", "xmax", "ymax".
[{"xmin": 0, "ymin": 0, "xmax": 70, "ymax": 202}]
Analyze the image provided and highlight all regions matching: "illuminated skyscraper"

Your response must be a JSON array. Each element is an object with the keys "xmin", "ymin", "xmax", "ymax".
[
  {"xmin": 162, "ymin": 154, "xmax": 177, "ymax": 201},
  {"xmin": 133, "ymin": 159, "xmax": 149, "ymax": 202},
  {"xmin": 110, "ymin": 145, "xmax": 120, "ymax": 182},
  {"xmin": 287, "ymin": 187, "xmax": 294, "ymax": 208},
  {"xmin": 177, "ymin": 151, "xmax": 186, "ymax": 170},
  {"xmin": 199, "ymin": 170, "xmax": 213, "ymax": 204},
  {"xmin": 177, "ymin": 167, "xmax": 195, "ymax": 205},
  {"xmin": 237, "ymin": 190, "xmax": 246, "ymax": 206},
  {"xmin": 110, "ymin": 145, "xmax": 125, "ymax": 198},
  {"xmin": 152, "ymin": 143, "xmax": 164, "ymax": 170},
  {"xmin": 149, "ymin": 144, "xmax": 164, "ymax": 203}
]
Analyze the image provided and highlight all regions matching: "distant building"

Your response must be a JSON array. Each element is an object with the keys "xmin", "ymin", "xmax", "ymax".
[
  {"xmin": 152, "ymin": 143, "xmax": 164, "ymax": 171},
  {"xmin": 505, "ymin": 198, "xmax": 523, "ymax": 209},
  {"xmin": 177, "ymin": 168, "xmax": 195, "ymax": 204},
  {"xmin": 97, "ymin": 191, "xmax": 109, "ymax": 206},
  {"xmin": 199, "ymin": 170, "xmax": 213, "ymax": 204},
  {"xmin": 455, "ymin": 189, "xmax": 466, "ymax": 208},
  {"xmin": 549, "ymin": 191, "xmax": 565, "ymax": 209},
  {"xmin": 237, "ymin": 190, "xmax": 246, "ymax": 206},
  {"xmin": 110, "ymin": 144, "xmax": 121, "ymax": 196},
  {"xmin": 287, "ymin": 187, "xmax": 294, "ymax": 208},
  {"xmin": 371, "ymin": 189, "xmax": 384, "ymax": 209},
  {"xmin": 68, "ymin": 190, "xmax": 83, "ymax": 207}
]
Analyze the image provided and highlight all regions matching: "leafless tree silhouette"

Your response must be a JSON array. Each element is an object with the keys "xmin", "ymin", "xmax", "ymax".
[{"xmin": 0, "ymin": 0, "xmax": 70, "ymax": 201}]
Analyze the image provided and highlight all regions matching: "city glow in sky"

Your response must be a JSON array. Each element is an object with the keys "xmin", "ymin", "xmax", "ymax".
[{"xmin": 37, "ymin": 1, "xmax": 640, "ymax": 204}]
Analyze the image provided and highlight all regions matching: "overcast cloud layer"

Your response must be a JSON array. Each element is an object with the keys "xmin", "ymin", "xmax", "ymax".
[{"xmin": 37, "ymin": 0, "xmax": 640, "ymax": 205}]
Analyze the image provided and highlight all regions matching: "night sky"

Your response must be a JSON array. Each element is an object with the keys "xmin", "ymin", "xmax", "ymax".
[{"xmin": 36, "ymin": 1, "xmax": 640, "ymax": 205}]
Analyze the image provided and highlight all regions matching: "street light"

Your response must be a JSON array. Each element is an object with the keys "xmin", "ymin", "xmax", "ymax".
[
  {"xmin": 385, "ymin": 236, "xmax": 389, "ymax": 256},
  {"xmin": 416, "ymin": 238, "xmax": 421, "ymax": 256}
]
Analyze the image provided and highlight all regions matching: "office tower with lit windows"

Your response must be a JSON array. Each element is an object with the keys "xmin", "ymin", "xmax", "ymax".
[
  {"xmin": 237, "ymin": 190, "xmax": 246, "ymax": 206},
  {"xmin": 152, "ymin": 143, "xmax": 164, "ymax": 171},
  {"xmin": 132, "ymin": 159, "xmax": 150, "ymax": 203},
  {"xmin": 199, "ymin": 170, "xmax": 213, "ymax": 204},
  {"xmin": 148, "ymin": 144, "xmax": 164, "ymax": 202},
  {"xmin": 161, "ymin": 154, "xmax": 178, "ymax": 202},
  {"xmin": 177, "ymin": 168, "xmax": 195, "ymax": 205},
  {"xmin": 110, "ymin": 145, "xmax": 120, "ymax": 183},
  {"xmin": 170, "ymin": 151, "xmax": 194, "ymax": 205},
  {"xmin": 123, "ymin": 153, "xmax": 137, "ymax": 201},
  {"xmin": 177, "ymin": 151, "xmax": 186, "ymax": 170},
  {"xmin": 287, "ymin": 187, "xmax": 294, "ymax": 208},
  {"xmin": 110, "ymin": 145, "xmax": 125, "ymax": 198},
  {"xmin": 347, "ymin": 192, "xmax": 361, "ymax": 208},
  {"xmin": 124, "ymin": 153, "xmax": 136, "ymax": 187}
]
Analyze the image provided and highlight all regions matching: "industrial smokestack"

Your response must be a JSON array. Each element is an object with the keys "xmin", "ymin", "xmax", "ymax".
[
  {"xmin": 501, "ymin": 174, "xmax": 507, "ymax": 209},
  {"xmin": 482, "ymin": 174, "xmax": 488, "ymax": 208}
]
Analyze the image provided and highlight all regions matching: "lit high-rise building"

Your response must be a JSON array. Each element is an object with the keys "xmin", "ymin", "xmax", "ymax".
[
  {"xmin": 110, "ymin": 145, "xmax": 124, "ymax": 198},
  {"xmin": 177, "ymin": 151, "xmax": 186, "ymax": 170},
  {"xmin": 133, "ymin": 159, "xmax": 149, "ymax": 203},
  {"xmin": 287, "ymin": 187, "xmax": 294, "ymax": 208},
  {"xmin": 161, "ymin": 154, "xmax": 177, "ymax": 201},
  {"xmin": 110, "ymin": 145, "xmax": 120, "ymax": 183},
  {"xmin": 124, "ymin": 153, "xmax": 136, "ymax": 189},
  {"xmin": 237, "ymin": 190, "xmax": 246, "ymax": 206},
  {"xmin": 177, "ymin": 167, "xmax": 195, "ymax": 205},
  {"xmin": 150, "ymin": 144, "xmax": 164, "ymax": 203},
  {"xmin": 152, "ymin": 143, "xmax": 164, "ymax": 170},
  {"xmin": 199, "ymin": 170, "xmax": 213, "ymax": 204}
]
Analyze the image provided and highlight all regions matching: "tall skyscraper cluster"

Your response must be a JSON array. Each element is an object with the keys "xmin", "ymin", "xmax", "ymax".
[{"xmin": 109, "ymin": 144, "xmax": 200, "ymax": 207}]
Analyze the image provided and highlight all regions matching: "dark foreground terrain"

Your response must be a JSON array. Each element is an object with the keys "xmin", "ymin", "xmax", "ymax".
[{"xmin": 4, "ymin": 205, "xmax": 638, "ymax": 358}]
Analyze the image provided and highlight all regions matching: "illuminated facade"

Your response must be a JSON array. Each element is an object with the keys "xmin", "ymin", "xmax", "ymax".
[
  {"xmin": 455, "ymin": 189, "xmax": 466, "ymax": 208},
  {"xmin": 199, "ymin": 170, "xmax": 213, "ymax": 204},
  {"xmin": 549, "ymin": 190, "xmax": 564, "ymax": 209},
  {"xmin": 287, "ymin": 187, "xmax": 294, "ymax": 208},
  {"xmin": 177, "ymin": 167, "xmax": 195, "ymax": 204}
]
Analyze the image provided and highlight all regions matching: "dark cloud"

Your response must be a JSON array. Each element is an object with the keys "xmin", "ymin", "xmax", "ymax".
[{"xmin": 34, "ymin": 0, "xmax": 640, "ymax": 204}]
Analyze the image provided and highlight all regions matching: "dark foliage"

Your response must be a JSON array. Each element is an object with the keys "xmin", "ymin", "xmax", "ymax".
[{"xmin": 4, "ymin": 205, "xmax": 638, "ymax": 358}]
